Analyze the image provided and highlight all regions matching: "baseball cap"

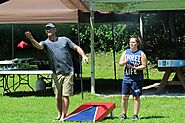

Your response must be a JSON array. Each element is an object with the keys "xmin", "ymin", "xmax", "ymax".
[{"xmin": 45, "ymin": 23, "xmax": 55, "ymax": 28}]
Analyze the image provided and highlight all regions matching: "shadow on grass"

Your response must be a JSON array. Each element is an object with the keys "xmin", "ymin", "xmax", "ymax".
[
  {"xmin": 102, "ymin": 115, "xmax": 168, "ymax": 122},
  {"xmin": 3, "ymin": 78, "xmax": 185, "ymax": 97},
  {"xmin": 103, "ymin": 116, "xmax": 119, "ymax": 121},
  {"xmin": 140, "ymin": 115, "xmax": 169, "ymax": 119},
  {"xmin": 4, "ymin": 88, "xmax": 55, "ymax": 97}
]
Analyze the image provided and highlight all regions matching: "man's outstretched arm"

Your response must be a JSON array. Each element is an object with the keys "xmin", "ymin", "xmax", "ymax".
[{"xmin": 25, "ymin": 31, "xmax": 44, "ymax": 50}]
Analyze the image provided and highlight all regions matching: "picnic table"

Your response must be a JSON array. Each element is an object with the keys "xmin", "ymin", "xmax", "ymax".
[
  {"xmin": 156, "ymin": 60, "xmax": 185, "ymax": 93},
  {"xmin": 0, "ymin": 70, "xmax": 53, "ymax": 95}
]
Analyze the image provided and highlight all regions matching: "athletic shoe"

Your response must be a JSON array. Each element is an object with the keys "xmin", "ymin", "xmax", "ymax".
[
  {"xmin": 121, "ymin": 114, "xmax": 127, "ymax": 120},
  {"xmin": 132, "ymin": 115, "xmax": 139, "ymax": 120}
]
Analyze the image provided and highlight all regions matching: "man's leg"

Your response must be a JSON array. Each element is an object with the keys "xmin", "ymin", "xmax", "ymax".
[
  {"xmin": 56, "ymin": 96, "xmax": 62, "ymax": 120},
  {"xmin": 52, "ymin": 74, "xmax": 64, "ymax": 120},
  {"xmin": 60, "ymin": 72, "xmax": 74, "ymax": 121},
  {"xmin": 61, "ymin": 96, "xmax": 69, "ymax": 119}
]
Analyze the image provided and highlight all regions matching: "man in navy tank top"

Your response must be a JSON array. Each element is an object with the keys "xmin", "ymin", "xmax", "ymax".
[{"xmin": 119, "ymin": 36, "xmax": 147, "ymax": 120}]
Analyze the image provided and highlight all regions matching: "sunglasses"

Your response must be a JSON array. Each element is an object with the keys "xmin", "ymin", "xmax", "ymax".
[
  {"xmin": 45, "ymin": 27, "xmax": 54, "ymax": 31},
  {"xmin": 45, "ymin": 27, "xmax": 55, "ymax": 33}
]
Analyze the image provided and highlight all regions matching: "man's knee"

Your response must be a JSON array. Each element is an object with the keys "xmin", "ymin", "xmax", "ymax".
[{"xmin": 63, "ymin": 96, "xmax": 69, "ymax": 102}]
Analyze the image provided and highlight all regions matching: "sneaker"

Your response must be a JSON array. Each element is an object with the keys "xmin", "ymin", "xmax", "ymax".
[
  {"xmin": 121, "ymin": 114, "xmax": 127, "ymax": 120},
  {"xmin": 132, "ymin": 115, "xmax": 139, "ymax": 120}
]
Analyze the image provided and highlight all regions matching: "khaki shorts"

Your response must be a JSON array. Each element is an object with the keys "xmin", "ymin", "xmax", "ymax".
[{"xmin": 52, "ymin": 72, "xmax": 74, "ymax": 97}]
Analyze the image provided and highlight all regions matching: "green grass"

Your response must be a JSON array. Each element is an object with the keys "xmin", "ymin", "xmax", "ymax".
[
  {"xmin": 0, "ymin": 93, "xmax": 185, "ymax": 123},
  {"xmin": 0, "ymin": 52, "xmax": 182, "ymax": 123},
  {"xmin": 82, "ymin": 51, "xmax": 174, "ymax": 80}
]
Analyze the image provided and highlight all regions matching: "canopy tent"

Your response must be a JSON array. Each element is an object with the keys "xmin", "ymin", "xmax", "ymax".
[
  {"xmin": 93, "ymin": 0, "xmax": 185, "ymax": 12},
  {"xmin": 0, "ymin": 0, "xmax": 90, "ymax": 97},
  {"xmin": 0, "ymin": 0, "xmax": 142, "ymax": 94},
  {"xmin": 0, "ymin": 0, "xmax": 88, "ymax": 24},
  {"xmin": 0, "ymin": 0, "xmax": 142, "ymax": 24},
  {"xmin": 1, "ymin": 0, "xmax": 184, "ymax": 94},
  {"xmin": 88, "ymin": 0, "xmax": 185, "ymax": 93},
  {"xmin": 91, "ymin": 0, "xmax": 185, "ymax": 41}
]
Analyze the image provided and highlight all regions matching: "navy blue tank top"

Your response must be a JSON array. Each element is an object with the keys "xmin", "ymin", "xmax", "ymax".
[{"xmin": 122, "ymin": 49, "xmax": 144, "ymax": 83}]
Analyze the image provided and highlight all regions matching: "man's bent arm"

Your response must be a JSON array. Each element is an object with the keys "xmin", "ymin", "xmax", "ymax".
[{"xmin": 73, "ymin": 45, "xmax": 88, "ymax": 64}]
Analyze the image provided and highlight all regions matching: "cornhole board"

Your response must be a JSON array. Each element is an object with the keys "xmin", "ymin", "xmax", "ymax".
[{"xmin": 64, "ymin": 102, "xmax": 116, "ymax": 122}]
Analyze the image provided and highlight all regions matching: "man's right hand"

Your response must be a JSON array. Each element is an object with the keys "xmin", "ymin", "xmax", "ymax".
[
  {"xmin": 24, "ymin": 31, "xmax": 44, "ymax": 50},
  {"xmin": 25, "ymin": 31, "xmax": 33, "ymax": 40}
]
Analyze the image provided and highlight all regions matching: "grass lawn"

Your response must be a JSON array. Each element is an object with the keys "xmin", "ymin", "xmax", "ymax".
[
  {"xmin": 82, "ymin": 51, "xmax": 175, "ymax": 80},
  {"xmin": 0, "ymin": 52, "xmax": 183, "ymax": 123},
  {"xmin": 0, "ymin": 92, "xmax": 185, "ymax": 123}
]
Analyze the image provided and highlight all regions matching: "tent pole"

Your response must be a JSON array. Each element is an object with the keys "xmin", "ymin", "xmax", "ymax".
[
  {"xmin": 140, "ymin": 13, "xmax": 149, "ymax": 79},
  {"xmin": 140, "ymin": 14, "xmax": 143, "ymax": 41},
  {"xmin": 11, "ymin": 24, "xmax": 14, "ymax": 59},
  {"xmin": 77, "ymin": 23, "xmax": 84, "ymax": 99},
  {"xmin": 111, "ymin": 22, "xmax": 117, "ymax": 80},
  {"xmin": 90, "ymin": 1, "xmax": 95, "ymax": 94}
]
